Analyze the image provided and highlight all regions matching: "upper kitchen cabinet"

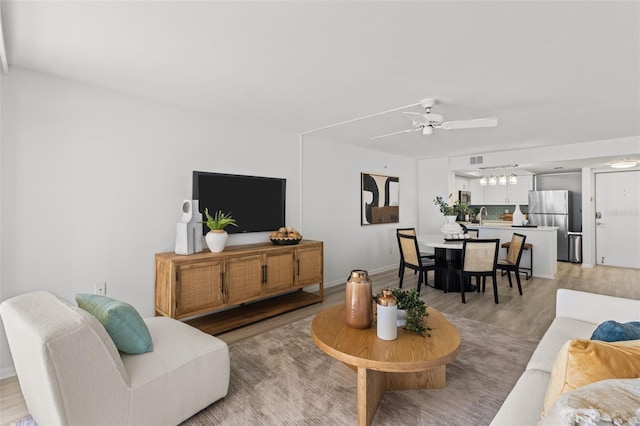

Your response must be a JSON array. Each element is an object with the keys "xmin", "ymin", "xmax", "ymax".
[
  {"xmin": 468, "ymin": 175, "xmax": 533, "ymax": 205},
  {"xmin": 508, "ymin": 175, "xmax": 533, "ymax": 204},
  {"xmin": 469, "ymin": 178, "xmax": 486, "ymax": 204}
]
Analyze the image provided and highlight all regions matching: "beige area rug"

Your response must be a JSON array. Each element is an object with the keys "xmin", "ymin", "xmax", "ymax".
[{"xmin": 181, "ymin": 312, "xmax": 540, "ymax": 426}]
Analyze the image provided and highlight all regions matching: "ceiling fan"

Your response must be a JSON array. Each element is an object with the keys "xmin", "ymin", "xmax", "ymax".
[{"xmin": 371, "ymin": 98, "xmax": 497, "ymax": 140}]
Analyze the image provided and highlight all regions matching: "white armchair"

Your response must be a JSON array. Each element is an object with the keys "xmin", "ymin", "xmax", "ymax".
[{"xmin": 0, "ymin": 291, "xmax": 230, "ymax": 425}]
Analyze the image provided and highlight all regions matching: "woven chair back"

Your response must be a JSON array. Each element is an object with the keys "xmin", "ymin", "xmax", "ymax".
[
  {"xmin": 463, "ymin": 240, "xmax": 499, "ymax": 272},
  {"xmin": 507, "ymin": 233, "xmax": 526, "ymax": 264},
  {"xmin": 398, "ymin": 234, "xmax": 420, "ymax": 267}
]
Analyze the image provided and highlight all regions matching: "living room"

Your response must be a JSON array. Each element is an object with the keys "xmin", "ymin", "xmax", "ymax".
[{"xmin": 1, "ymin": 1, "xmax": 639, "ymax": 425}]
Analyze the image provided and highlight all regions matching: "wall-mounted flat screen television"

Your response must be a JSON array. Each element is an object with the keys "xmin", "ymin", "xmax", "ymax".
[{"xmin": 193, "ymin": 171, "xmax": 286, "ymax": 235}]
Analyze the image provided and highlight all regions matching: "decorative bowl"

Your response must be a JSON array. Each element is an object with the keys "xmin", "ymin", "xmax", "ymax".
[{"xmin": 270, "ymin": 238, "xmax": 302, "ymax": 246}]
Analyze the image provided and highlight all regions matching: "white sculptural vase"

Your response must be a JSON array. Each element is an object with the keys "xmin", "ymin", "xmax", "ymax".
[
  {"xmin": 512, "ymin": 204, "xmax": 524, "ymax": 226},
  {"xmin": 205, "ymin": 230, "xmax": 228, "ymax": 253},
  {"xmin": 440, "ymin": 215, "xmax": 463, "ymax": 239}
]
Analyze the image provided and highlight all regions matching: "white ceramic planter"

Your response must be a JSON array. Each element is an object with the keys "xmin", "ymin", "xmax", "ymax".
[{"xmin": 205, "ymin": 230, "xmax": 228, "ymax": 253}]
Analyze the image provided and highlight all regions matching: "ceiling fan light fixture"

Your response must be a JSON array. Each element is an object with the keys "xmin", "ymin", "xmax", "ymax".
[{"xmin": 610, "ymin": 159, "xmax": 637, "ymax": 169}]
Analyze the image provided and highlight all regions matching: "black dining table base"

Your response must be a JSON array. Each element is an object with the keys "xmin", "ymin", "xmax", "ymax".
[{"xmin": 432, "ymin": 247, "xmax": 476, "ymax": 293}]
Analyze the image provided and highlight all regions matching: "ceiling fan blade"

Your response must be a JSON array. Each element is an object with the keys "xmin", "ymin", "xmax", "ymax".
[
  {"xmin": 439, "ymin": 117, "xmax": 498, "ymax": 130},
  {"xmin": 402, "ymin": 111, "xmax": 427, "ymax": 126},
  {"xmin": 370, "ymin": 128, "xmax": 417, "ymax": 140}
]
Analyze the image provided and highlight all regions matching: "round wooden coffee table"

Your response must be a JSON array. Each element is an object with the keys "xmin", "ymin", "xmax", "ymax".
[{"xmin": 311, "ymin": 304, "xmax": 461, "ymax": 426}]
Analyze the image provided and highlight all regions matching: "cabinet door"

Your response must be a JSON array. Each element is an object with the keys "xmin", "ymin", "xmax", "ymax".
[
  {"xmin": 225, "ymin": 255, "xmax": 263, "ymax": 304},
  {"xmin": 264, "ymin": 249, "xmax": 295, "ymax": 293},
  {"xmin": 176, "ymin": 260, "xmax": 224, "ymax": 317},
  {"xmin": 507, "ymin": 175, "xmax": 533, "ymax": 205},
  {"xmin": 469, "ymin": 179, "xmax": 485, "ymax": 205},
  {"xmin": 485, "ymin": 183, "xmax": 509, "ymax": 204},
  {"xmin": 294, "ymin": 245, "xmax": 323, "ymax": 286}
]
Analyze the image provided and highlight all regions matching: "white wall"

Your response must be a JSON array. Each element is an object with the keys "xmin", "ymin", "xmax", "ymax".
[
  {"xmin": 301, "ymin": 135, "xmax": 418, "ymax": 286},
  {"xmin": 0, "ymin": 68, "xmax": 306, "ymax": 377},
  {"xmin": 418, "ymin": 158, "xmax": 452, "ymax": 235}
]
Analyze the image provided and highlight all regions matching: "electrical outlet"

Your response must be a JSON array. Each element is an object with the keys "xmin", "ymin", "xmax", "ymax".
[{"xmin": 95, "ymin": 282, "xmax": 107, "ymax": 296}]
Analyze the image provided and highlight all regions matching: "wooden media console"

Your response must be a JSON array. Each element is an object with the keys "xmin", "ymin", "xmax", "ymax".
[{"xmin": 154, "ymin": 240, "xmax": 323, "ymax": 335}]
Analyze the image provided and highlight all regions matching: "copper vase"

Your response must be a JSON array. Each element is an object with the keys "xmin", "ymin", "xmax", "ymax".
[{"xmin": 345, "ymin": 270, "xmax": 372, "ymax": 329}]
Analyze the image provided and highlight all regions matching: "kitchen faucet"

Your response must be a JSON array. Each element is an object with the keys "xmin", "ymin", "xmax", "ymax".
[{"xmin": 478, "ymin": 206, "xmax": 488, "ymax": 225}]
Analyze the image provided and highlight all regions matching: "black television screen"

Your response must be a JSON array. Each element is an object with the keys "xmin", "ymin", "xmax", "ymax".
[{"xmin": 193, "ymin": 171, "xmax": 286, "ymax": 234}]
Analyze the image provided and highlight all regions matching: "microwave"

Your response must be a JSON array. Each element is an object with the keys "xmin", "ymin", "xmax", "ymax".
[{"xmin": 459, "ymin": 190, "xmax": 471, "ymax": 204}]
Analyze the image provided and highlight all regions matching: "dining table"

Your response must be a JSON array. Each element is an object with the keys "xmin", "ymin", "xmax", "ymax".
[{"xmin": 418, "ymin": 234, "xmax": 474, "ymax": 293}]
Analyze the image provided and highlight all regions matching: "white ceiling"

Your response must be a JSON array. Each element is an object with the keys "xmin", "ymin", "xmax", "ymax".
[{"xmin": 1, "ymin": 1, "xmax": 639, "ymax": 173}]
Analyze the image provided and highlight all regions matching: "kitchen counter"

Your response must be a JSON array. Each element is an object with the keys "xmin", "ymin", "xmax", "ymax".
[
  {"xmin": 466, "ymin": 224, "xmax": 558, "ymax": 232},
  {"xmin": 464, "ymin": 224, "xmax": 558, "ymax": 279}
]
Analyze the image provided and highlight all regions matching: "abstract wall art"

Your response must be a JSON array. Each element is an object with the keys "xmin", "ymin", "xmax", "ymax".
[{"xmin": 361, "ymin": 173, "xmax": 399, "ymax": 225}]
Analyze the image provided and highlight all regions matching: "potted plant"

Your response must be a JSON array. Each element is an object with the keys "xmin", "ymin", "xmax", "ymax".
[
  {"xmin": 433, "ymin": 194, "xmax": 463, "ymax": 238},
  {"xmin": 391, "ymin": 288, "xmax": 430, "ymax": 337},
  {"xmin": 433, "ymin": 195, "xmax": 456, "ymax": 216},
  {"xmin": 200, "ymin": 208, "xmax": 238, "ymax": 253},
  {"xmin": 453, "ymin": 199, "xmax": 469, "ymax": 221}
]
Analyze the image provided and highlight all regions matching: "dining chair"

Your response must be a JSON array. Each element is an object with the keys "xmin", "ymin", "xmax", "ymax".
[
  {"xmin": 396, "ymin": 228, "xmax": 434, "ymax": 277},
  {"xmin": 496, "ymin": 233, "xmax": 527, "ymax": 296},
  {"xmin": 456, "ymin": 239, "xmax": 500, "ymax": 304},
  {"xmin": 467, "ymin": 229, "xmax": 479, "ymax": 238},
  {"xmin": 397, "ymin": 232, "xmax": 436, "ymax": 293}
]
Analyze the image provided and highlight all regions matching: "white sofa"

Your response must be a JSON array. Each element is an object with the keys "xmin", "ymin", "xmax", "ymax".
[
  {"xmin": 491, "ymin": 289, "xmax": 640, "ymax": 425},
  {"xmin": 1, "ymin": 291, "xmax": 230, "ymax": 425}
]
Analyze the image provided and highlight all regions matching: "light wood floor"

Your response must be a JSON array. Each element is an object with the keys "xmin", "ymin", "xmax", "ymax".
[{"xmin": 1, "ymin": 262, "xmax": 639, "ymax": 425}]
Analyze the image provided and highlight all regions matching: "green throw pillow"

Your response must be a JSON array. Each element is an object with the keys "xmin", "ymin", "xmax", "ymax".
[{"xmin": 76, "ymin": 294, "xmax": 153, "ymax": 354}]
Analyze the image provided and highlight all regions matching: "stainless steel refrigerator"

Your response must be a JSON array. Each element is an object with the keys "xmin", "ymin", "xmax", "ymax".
[{"xmin": 528, "ymin": 190, "xmax": 571, "ymax": 261}]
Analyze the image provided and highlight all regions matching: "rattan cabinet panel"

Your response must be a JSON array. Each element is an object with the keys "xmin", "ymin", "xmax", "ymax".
[
  {"xmin": 264, "ymin": 249, "xmax": 295, "ymax": 293},
  {"xmin": 295, "ymin": 244, "xmax": 323, "ymax": 287},
  {"xmin": 225, "ymin": 255, "xmax": 263, "ymax": 303},
  {"xmin": 155, "ymin": 240, "xmax": 323, "ymax": 334},
  {"xmin": 176, "ymin": 260, "xmax": 224, "ymax": 316}
]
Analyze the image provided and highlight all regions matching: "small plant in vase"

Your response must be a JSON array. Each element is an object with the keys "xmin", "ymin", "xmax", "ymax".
[
  {"xmin": 200, "ymin": 209, "xmax": 238, "ymax": 253},
  {"xmin": 391, "ymin": 288, "xmax": 430, "ymax": 337},
  {"xmin": 433, "ymin": 195, "xmax": 456, "ymax": 216},
  {"xmin": 433, "ymin": 194, "xmax": 464, "ymax": 238},
  {"xmin": 453, "ymin": 200, "xmax": 469, "ymax": 221}
]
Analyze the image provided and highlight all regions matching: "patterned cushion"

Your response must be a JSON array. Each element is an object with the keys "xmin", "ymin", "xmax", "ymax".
[{"xmin": 76, "ymin": 294, "xmax": 153, "ymax": 354}]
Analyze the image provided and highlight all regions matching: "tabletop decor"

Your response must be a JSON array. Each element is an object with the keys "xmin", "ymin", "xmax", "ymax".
[
  {"xmin": 175, "ymin": 199, "xmax": 204, "ymax": 255},
  {"xmin": 199, "ymin": 208, "xmax": 238, "ymax": 252},
  {"xmin": 269, "ymin": 226, "xmax": 302, "ymax": 245},
  {"xmin": 361, "ymin": 172, "xmax": 399, "ymax": 225},
  {"xmin": 376, "ymin": 288, "xmax": 398, "ymax": 340},
  {"xmin": 434, "ymin": 195, "xmax": 464, "ymax": 239},
  {"xmin": 392, "ymin": 288, "xmax": 430, "ymax": 336},
  {"xmin": 345, "ymin": 270, "xmax": 373, "ymax": 329}
]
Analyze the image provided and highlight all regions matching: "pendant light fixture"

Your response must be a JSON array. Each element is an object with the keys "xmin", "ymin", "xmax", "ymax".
[
  {"xmin": 509, "ymin": 172, "xmax": 518, "ymax": 185},
  {"xmin": 498, "ymin": 169, "xmax": 507, "ymax": 185},
  {"xmin": 479, "ymin": 164, "xmax": 518, "ymax": 186}
]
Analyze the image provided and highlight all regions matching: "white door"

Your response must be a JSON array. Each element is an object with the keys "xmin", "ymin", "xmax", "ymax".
[{"xmin": 595, "ymin": 170, "xmax": 640, "ymax": 268}]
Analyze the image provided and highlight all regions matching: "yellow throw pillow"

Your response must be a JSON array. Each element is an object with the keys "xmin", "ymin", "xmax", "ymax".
[{"xmin": 542, "ymin": 339, "xmax": 640, "ymax": 415}]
